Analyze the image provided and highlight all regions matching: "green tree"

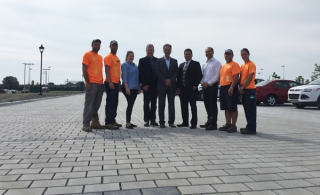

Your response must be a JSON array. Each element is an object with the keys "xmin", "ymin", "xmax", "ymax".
[
  {"xmin": 305, "ymin": 79, "xmax": 310, "ymax": 84},
  {"xmin": 272, "ymin": 72, "xmax": 281, "ymax": 80},
  {"xmin": 48, "ymin": 82, "xmax": 55, "ymax": 86},
  {"xmin": 311, "ymin": 63, "xmax": 320, "ymax": 81},
  {"xmin": 31, "ymin": 80, "xmax": 34, "ymax": 86},
  {"xmin": 295, "ymin": 75, "xmax": 304, "ymax": 84},
  {"xmin": 2, "ymin": 76, "xmax": 19, "ymax": 88}
]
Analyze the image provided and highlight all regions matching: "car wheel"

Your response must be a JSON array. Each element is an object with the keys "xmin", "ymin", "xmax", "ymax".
[
  {"xmin": 198, "ymin": 91, "xmax": 203, "ymax": 101},
  {"xmin": 264, "ymin": 95, "xmax": 277, "ymax": 106},
  {"xmin": 238, "ymin": 95, "xmax": 243, "ymax": 104},
  {"xmin": 294, "ymin": 103, "xmax": 306, "ymax": 108},
  {"xmin": 256, "ymin": 101, "xmax": 261, "ymax": 105},
  {"xmin": 317, "ymin": 97, "xmax": 320, "ymax": 110}
]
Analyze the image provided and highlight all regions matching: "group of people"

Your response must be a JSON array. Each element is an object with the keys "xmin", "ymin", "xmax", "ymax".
[{"xmin": 81, "ymin": 39, "xmax": 257, "ymax": 135}]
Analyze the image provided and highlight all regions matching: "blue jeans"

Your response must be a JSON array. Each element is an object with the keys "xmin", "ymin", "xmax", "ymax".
[
  {"xmin": 242, "ymin": 89, "xmax": 257, "ymax": 132},
  {"xmin": 104, "ymin": 82, "xmax": 119, "ymax": 125}
]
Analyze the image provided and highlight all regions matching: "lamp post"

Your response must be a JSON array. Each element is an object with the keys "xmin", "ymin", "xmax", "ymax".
[
  {"xmin": 47, "ymin": 66, "xmax": 51, "ymax": 84},
  {"xmin": 260, "ymin": 68, "xmax": 263, "ymax": 79},
  {"xmin": 22, "ymin": 63, "xmax": 34, "ymax": 92},
  {"xmin": 43, "ymin": 68, "xmax": 50, "ymax": 86},
  {"xmin": 29, "ymin": 68, "xmax": 32, "ymax": 92},
  {"xmin": 39, "ymin": 45, "xmax": 45, "ymax": 95},
  {"xmin": 281, "ymin": 65, "xmax": 285, "ymax": 79}
]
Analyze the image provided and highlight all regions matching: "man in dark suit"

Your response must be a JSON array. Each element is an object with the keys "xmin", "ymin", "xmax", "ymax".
[
  {"xmin": 177, "ymin": 49, "xmax": 203, "ymax": 129},
  {"xmin": 138, "ymin": 44, "xmax": 159, "ymax": 127},
  {"xmin": 156, "ymin": 44, "xmax": 178, "ymax": 128}
]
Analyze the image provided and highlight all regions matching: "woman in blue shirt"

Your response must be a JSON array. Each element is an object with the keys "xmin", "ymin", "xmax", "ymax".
[{"xmin": 121, "ymin": 51, "xmax": 141, "ymax": 129}]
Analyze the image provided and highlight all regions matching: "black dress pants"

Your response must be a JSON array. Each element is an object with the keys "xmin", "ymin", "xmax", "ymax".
[
  {"xmin": 158, "ymin": 89, "xmax": 175, "ymax": 124},
  {"xmin": 143, "ymin": 83, "xmax": 157, "ymax": 123},
  {"xmin": 179, "ymin": 86, "xmax": 197, "ymax": 126},
  {"xmin": 203, "ymin": 83, "xmax": 218, "ymax": 126},
  {"xmin": 122, "ymin": 88, "xmax": 138, "ymax": 123}
]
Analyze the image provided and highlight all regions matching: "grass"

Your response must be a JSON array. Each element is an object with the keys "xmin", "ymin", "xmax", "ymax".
[{"xmin": 0, "ymin": 91, "xmax": 83, "ymax": 103}]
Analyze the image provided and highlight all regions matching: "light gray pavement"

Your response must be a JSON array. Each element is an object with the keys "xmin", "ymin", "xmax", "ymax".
[{"xmin": 0, "ymin": 93, "xmax": 320, "ymax": 195}]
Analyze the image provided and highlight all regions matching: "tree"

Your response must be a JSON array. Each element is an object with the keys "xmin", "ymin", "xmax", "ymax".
[
  {"xmin": 295, "ymin": 76, "xmax": 304, "ymax": 84},
  {"xmin": 272, "ymin": 72, "xmax": 281, "ymax": 80},
  {"xmin": 305, "ymin": 79, "xmax": 310, "ymax": 84},
  {"xmin": 31, "ymin": 80, "xmax": 34, "ymax": 86},
  {"xmin": 311, "ymin": 63, "xmax": 320, "ymax": 81},
  {"xmin": 48, "ymin": 82, "xmax": 55, "ymax": 86},
  {"xmin": 2, "ymin": 76, "xmax": 19, "ymax": 88}
]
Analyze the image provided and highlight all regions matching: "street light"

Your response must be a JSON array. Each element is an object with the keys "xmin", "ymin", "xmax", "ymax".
[
  {"xmin": 47, "ymin": 66, "xmax": 51, "ymax": 84},
  {"xmin": 39, "ymin": 45, "xmax": 44, "ymax": 95},
  {"xmin": 43, "ymin": 68, "xmax": 50, "ymax": 86},
  {"xmin": 260, "ymin": 68, "xmax": 263, "ymax": 79},
  {"xmin": 29, "ymin": 68, "xmax": 32, "ymax": 92},
  {"xmin": 281, "ymin": 65, "xmax": 285, "ymax": 79},
  {"xmin": 22, "ymin": 63, "xmax": 34, "ymax": 92}
]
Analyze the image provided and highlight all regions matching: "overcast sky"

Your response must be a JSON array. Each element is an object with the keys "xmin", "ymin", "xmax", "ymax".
[{"xmin": 1, "ymin": 0, "xmax": 319, "ymax": 85}]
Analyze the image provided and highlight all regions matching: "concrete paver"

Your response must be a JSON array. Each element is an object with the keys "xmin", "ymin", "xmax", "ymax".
[{"xmin": 0, "ymin": 93, "xmax": 320, "ymax": 194}]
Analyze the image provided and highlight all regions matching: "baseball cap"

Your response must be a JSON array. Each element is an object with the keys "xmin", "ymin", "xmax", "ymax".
[
  {"xmin": 225, "ymin": 49, "xmax": 233, "ymax": 54},
  {"xmin": 92, "ymin": 39, "xmax": 101, "ymax": 45},
  {"xmin": 110, "ymin": 40, "xmax": 118, "ymax": 46}
]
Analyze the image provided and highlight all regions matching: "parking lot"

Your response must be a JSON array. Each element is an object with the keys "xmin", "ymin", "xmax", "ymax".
[{"xmin": 0, "ymin": 93, "xmax": 319, "ymax": 195}]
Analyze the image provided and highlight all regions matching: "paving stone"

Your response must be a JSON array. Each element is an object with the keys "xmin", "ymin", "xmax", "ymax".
[
  {"xmin": 178, "ymin": 185, "xmax": 216, "ymax": 194},
  {"xmin": 306, "ymin": 187, "xmax": 320, "ymax": 195},
  {"xmin": 219, "ymin": 175, "xmax": 254, "ymax": 183},
  {"xmin": 84, "ymin": 183, "xmax": 120, "ymax": 193},
  {"xmin": 45, "ymin": 186, "xmax": 83, "ymax": 194},
  {"xmin": 5, "ymin": 188, "xmax": 45, "ymax": 195},
  {"xmin": 275, "ymin": 179, "xmax": 315, "ymax": 188},
  {"xmin": 73, "ymin": 165, "xmax": 102, "ymax": 172},
  {"xmin": 41, "ymin": 167, "xmax": 72, "ymax": 173},
  {"xmin": 155, "ymin": 179, "xmax": 190, "ymax": 187},
  {"xmin": 159, "ymin": 162, "xmax": 186, "ymax": 167},
  {"xmin": 87, "ymin": 170, "xmax": 117, "ymax": 177},
  {"xmin": 197, "ymin": 170, "xmax": 229, "ymax": 177},
  {"xmin": 252, "ymin": 168, "xmax": 285, "ymax": 174},
  {"xmin": 8, "ymin": 168, "xmax": 41, "ymax": 175},
  {"xmin": 142, "ymin": 187, "xmax": 180, "ymax": 195},
  {"xmin": 122, "ymin": 181, "xmax": 156, "ymax": 190},
  {"xmin": 244, "ymin": 181, "xmax": 283, "ymax": 190},
  {"xmin": 0, "ymin": 175, "xmax": 20, "ymax": 181},
  {"xmin": 31, "ymin": 179, "xmax": 67, "ymax": 187},
  {"xmin": 0, "ymin": 181, "xmax": 31, "ymax": 189},
  {"xmin": 240, "ymin": 191, "xmax": 278, "ymax": 195},
  {"xmin": 103, "ymin": 175, "xmax": 136, "ymax": 183},
  {"xmin": 148, "ymin": 167, "xmax": 178, "ymax": 173},
  {"xmin": 132, "ymin": 163, "xmax": 159, "ymax": 168},
  {"xmin": 212, "ymin": 183, "xmax": 251, "ymax": 193},
  {"xmin": 277, "ymin": 172, "xmax": 313, "ymax": 179},
  {"xmin": 273, "ymin": 188, "xmax": 316, "ymax": 195},
  {"xmin": 118, "ymin": 168, "xmax": 148, "ymax": 175},
  {"xmin": 136, "ymin": 173, "xmax": 168, "ymax": 181},
  {"xmin": 306, "ymin": 178, "xmax": 320, "ymax": 185},
  {"xmin": 104, "ymin": 189, "xmax": 141, "ymax": 195},
  {"xmin": 54, "ymin": 171, "xmax": 86, "ymax": 179},
  {"xmin": 187, "ymin": 177, "xmax": 223, "ymax": 185},
  {"xmin": 176, "ymin": 165, "xmax": 206, "ymax": 172},
  {"xmin": 167, "ymin": 171, "xmax": 199, "ymax": 179},
  {"xmin": 248, "ymin": 173, "xmax": 286, "ymax": 181},
  {"xmin": 68, "ymin": 177, "xmax": 101, "ymax": 186}
]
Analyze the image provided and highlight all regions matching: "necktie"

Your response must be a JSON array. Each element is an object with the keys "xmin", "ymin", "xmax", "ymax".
[{"xmin": 182, "ymin": 61, "xmax": 189, "ymax": 86}]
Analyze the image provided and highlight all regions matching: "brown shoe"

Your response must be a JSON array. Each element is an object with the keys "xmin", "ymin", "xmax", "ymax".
[
  {"xmin": 227, "ymin": 125, "xmax": 237, "ymax": 133},
  {"xmin": 113, "ymin": 121, "xmax": 122, "ymax": 127},
  {"xmin": 105, "ymin": 124, "xmax": 119, "ymax": 130},
  {"xmin": 219, "ymin": 124, "xmax": 231, "ymax": 131},
  {"xmin": 82, "ymin": 126, "xmax": 92, "ymax": 132},
  {"xmin": 91, "ymin": 117, "xmax": 105, "ymax": 129}
]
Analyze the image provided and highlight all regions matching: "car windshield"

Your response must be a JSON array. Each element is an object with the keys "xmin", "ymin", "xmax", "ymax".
[
  {"xmin": 308, "ymin": 78, "xmax": 320, "ymax": 85},
  {"xmin": 256, "ymin": 80, "xmax": 271, "ymax": 86}
]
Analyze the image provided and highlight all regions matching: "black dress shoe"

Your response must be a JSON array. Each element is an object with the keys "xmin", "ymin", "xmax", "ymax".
[
  {"xmin": 130, "ymin": 124, "xmax": 137, "ymax": 127},
  {"xmin": 150, "ymin": 122, "xmax": 159, "ymax": 126},
  {"xmin": 200, "ymin": 122, "xmax": 210, "ymax": 128},
  {"xmin": 126, "ymin": 125, "xmax": 133, "ymax": 129},
  {"xmin": 144, "ymin": 122, "xmax": 149, "ymax": 127},
  {"xmin": 205, "ymin": 125, "xmax": 218, "ymax": 131},
  {"xmin": 241, "ymin": 129, "xmax": 256, "ymax": 134},
  {"xmin": 160, "ymin": 124, "xmax": 166, "ymax": 128},
  {"xmin": 190, "ymin": 125, "xmax": 197, "ymax": 129},
  {"xmin": 177, "ymin": 124, "xmax": 188, "ymax": 127},
  {"xmin": 169, "ymin": 123, "xmax": 176, "ymax": 128}
]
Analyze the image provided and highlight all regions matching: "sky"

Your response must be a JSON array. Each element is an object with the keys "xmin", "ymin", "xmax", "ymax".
[{"xmin": 1, "ymin": 0, "xmax": 320, "ymax": 85}]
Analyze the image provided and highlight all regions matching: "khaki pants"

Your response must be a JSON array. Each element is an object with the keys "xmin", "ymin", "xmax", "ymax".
[{"xmin": 83, "ymin": 83, "xmax": 104, "ymax": 126}]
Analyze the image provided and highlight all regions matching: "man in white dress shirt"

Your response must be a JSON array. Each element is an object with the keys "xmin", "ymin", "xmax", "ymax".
[{"xmin": 200, "ymin": 47, "xmax": 222, "ymax": 130}]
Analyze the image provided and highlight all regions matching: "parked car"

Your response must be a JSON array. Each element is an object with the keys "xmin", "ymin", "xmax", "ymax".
[
  {"xmin": 21, "ymin": 88, "xmax": 29, "ymax": 93},
  {"xmin": 10, "ymin": 89, "xmax": 17, "ymax": 93},
  {"xmin": 288, "ymin": 78, "xmax": 320, "ymax": 109},
  {"xmin": 0, "ymin": 89, "xmax": 12, "ymax": 94},
  {"xmin": 197, "ymin": 84, "xmax": 220, "ymax": 101},
  {"xmin": 255, "ymin": 80, "xmax": 301, "ymax": 106}
]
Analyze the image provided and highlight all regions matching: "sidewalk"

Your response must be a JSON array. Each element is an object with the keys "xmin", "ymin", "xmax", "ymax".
[{"xmin": 0, "ymin": 93, "xmax": 319, "ymax": 195}]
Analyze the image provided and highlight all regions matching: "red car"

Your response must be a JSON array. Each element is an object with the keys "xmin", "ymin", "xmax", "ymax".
[{"xmin": 256, "ymin": 80, "xmax": 301, "ymax": 106}]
